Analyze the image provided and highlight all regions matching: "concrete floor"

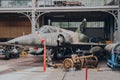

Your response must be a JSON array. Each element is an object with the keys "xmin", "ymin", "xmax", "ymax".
[{"xmin": 0, "ymin": 55, "xmax": 120, "ymax": 80}]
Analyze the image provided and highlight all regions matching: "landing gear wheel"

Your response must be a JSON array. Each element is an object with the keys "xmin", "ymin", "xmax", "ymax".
[
  {"xmin": 93, "ymin": 56, "xmax": 98, "ymax": 67},
  {"xmin": 5, "ymin": 53, "xmax": 10, "ymax": 60},
  {"xmin": 63, "ymin": 58, "xmax": 73, "ymax": 70},
  {"xmin": 85, "ymin": 56, "xmax": 98, "ymax": 68},
  {"xmin": 21, "ymin": 51, "xmax": 28, "ymax": 56},
  {"xmin": 16, "ymin": 54, "xmax": 20, "ymax": 58},
  {"xmin": 74, "ymin": 59, "xmax": 82, "ymax": 70}
]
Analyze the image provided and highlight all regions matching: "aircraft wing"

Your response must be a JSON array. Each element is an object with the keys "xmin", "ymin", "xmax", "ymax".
[
  {"xmin": 72, "ymin": 42, "xmax": 106, "ymax": 46},
  {"xmin": 70, "ymin": 42, "xmax": 106, "ymax": 50}
]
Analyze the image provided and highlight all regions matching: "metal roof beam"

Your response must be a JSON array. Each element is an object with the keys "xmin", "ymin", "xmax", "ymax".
[{"xmin": 0, "ymin": 6, "xmax": 118, "ymax": 13}]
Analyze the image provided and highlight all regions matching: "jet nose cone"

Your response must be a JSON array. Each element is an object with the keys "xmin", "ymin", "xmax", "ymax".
[
  {"xmin": 7, "ymin": 34, "xmax": 34, "ymax": 45},
  {"xmin": 7, "ymin": 39, "xmax": 19, "ymax": 44}
]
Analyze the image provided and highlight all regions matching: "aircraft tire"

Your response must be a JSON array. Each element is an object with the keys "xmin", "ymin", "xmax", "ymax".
[
  {"xmin": 74, "ymin": 59, "xmax": 82, "ymax": 70},
  {"xmin": 5, "ymin": 53, "xmax": 10, "ymax": 60},
  {"xmin": 63, "ymin": 58, "xmax": 74, "ymax": 70},
  {"xmin": 14, "ymin": 54, "xmax": 20, "ymax": 59}
]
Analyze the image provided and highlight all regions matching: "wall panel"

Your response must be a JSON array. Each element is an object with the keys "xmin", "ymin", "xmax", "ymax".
[{"xmin": 0, "ymin": 17, "xmax": 31, "ymax": 38}]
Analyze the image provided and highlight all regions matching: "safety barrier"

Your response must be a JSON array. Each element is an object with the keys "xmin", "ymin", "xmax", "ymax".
[
  {"xmin": 85, "ymin": 67, "xmax": 88, "ymax": 80},
  {"xmin": 41, "ymin": 38, "xmax": 46, "ymax": 72}
]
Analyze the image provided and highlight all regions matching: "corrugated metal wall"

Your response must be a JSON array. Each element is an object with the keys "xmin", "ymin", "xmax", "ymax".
[{"xmin": 0, "ymin": 14, "xmax": 31, "ymax": 38}]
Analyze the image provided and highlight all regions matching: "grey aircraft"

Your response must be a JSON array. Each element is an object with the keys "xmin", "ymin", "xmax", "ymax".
[{"xmin": 5, "ymin": 18, "xmax": 106, "ymax": 60}]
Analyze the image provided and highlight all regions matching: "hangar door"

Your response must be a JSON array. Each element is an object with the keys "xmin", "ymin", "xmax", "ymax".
[{"xmin": 0, "ymin": 13, "xmax": 31, "ymax": 41}]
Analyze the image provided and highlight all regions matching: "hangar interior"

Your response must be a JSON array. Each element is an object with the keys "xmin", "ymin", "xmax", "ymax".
[
  {"xmin": 0, "ymin": 11, "xmax": 116, "ymax": 42},
  {"xmin": 0, "ymin": 0, "xmax": 118, "ymax": 42}
]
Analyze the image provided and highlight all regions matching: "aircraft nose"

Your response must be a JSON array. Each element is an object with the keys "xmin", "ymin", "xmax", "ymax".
[
  {"xmin": 7, "ymin": 34, "xmax": 34, "ymax": 45},
  {"xmin": 7, "ymin": 39, "xmax": 19, "ymax": 44},
  {"xmin": 7, "ymin": 35, "xmax": 26, "ymax": 44}
]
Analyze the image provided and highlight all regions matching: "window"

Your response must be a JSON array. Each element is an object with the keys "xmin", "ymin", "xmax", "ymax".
[
  {"xmin": 52, "ymin": 22, "xmax": 68, "ymax": 28},
  {"xmin": 69, "ymin": 22, "xmax": 81, "ymax": 28},
  {"xmin": 87, "ymin": 21, "xmax": 104, "ymax": 28},
  {"xmin": 52, "ymin": 22, "xmax": 81, "ymax": 28},
  {"xmin": 16, "ymin": 0, "xmax": 31, "ymax": 7},
  {"xmin": 52, "ymin": 21, "xmax": 104, "ymax": 28}
]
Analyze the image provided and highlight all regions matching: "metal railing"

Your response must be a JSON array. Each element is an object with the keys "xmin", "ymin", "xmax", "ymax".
[
  {"xmin": 0, "ymin": 0, "xmax": 32, "ymax": 8},
  {"xmin": 36, "ymin": 0, "xmax": 118, "ymax": 7},
  {"xmin": 0, "ymin": 0, "xmax": 118, "ymax": 8}
]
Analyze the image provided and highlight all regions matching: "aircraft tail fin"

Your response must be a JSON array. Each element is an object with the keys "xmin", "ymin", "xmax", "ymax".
[{"xmin": 76, "ymin": 18, "xmax": 87, "ymax": 33}]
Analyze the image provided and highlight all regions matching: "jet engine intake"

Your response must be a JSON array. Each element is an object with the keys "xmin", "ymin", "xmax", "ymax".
[
  {"xmin": 105, "ymin": 43, "xmax": 120, "ymax": 68},
  {"xmin": 57, "ymin": 34, "xmax": 65, "ymax": 46},
  {"xmin": 105, "ymin": 43, "xmax": 120, "ymax": 63}
]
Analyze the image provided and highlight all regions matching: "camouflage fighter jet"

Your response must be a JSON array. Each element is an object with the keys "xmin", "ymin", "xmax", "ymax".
[{"xmin": 6, "ymin": 19, "xmax": 105, "ymax": 60}]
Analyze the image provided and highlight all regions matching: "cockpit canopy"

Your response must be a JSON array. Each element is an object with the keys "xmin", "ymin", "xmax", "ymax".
[{"xmin": 38, "ymin": 25, "xmax": 59, "ymax": 33}]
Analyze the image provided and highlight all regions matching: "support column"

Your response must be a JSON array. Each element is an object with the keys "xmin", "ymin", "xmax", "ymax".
[
  {"xmin": 118, "ymin": 0, "xmax": 120, "ymax": 42},
  {"xmin": 31, "ymin": 0, "xmax": 50, "ymax": 33},
  {"xmin": 32, "ymin": 11, "xmax": 36, "ymax": 33},
  {"xmin": 116, "ymin": 0, "xmax": 120, "ymax": 42},
  {"xmin": 31, "ymin": 0, "xmax": 36, "ymax": 33}
]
